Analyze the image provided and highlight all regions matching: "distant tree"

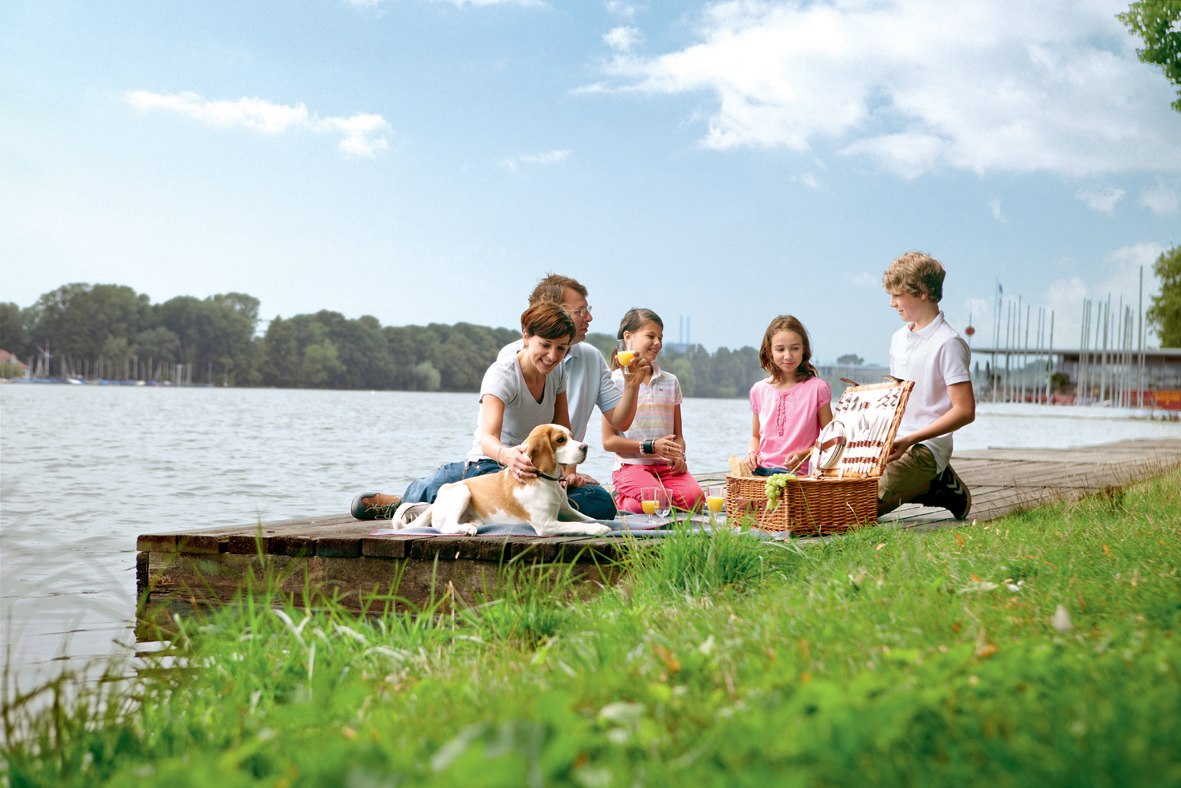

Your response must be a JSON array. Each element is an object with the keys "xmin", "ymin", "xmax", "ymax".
[
  {"xmin": 210, "ymin": 292, "xmax": 261, "ymax": 326},
  {"xmin": 585, "ymin": 332, "xmax": 616, "ymax": 361},
  {"xmin": 262, "ymin": 317, "xmax": 300, "ymax": 387},
  {"xmin": 1147, "ymin": 244, "xmax": 1181, "ymax": 347},
  {"xmin": 300, "ymin": 341, "xmax": 344, "ymax": 388},
  {"xmin": 99, "ymin": 336, "xmax": 133, "ymax": 380},
  {"xmin": 135, "ymin": 327, "xmax": 181, "ymax": 372},
  {"xmin": 3, "ymin": 281, "xmax": 797, "ymax": 396},
  {"xmin": 836, "ymin": 353, "xmax": 864, "ymax": 366},
  {"xmin": 666, "ymin": 356, "xmax": 696, "ymax": 397},
  {"xmin": 352, "ymin": 315, "xmax": 396, "ymax": 389},
  {"xmin": 396, "ymin": 326, "xmax": 443, "ymax": 389},
  {"xmin": 412, "ymin": 360, "xmax": 441, "ymax": 392},
  {"xmin": 1120, "ymin": 0, "xmax": 1181, "ymax": 111},
  {"xmin": 238, "ymin": 338, "xmax": 265, "ymax": 388},
  {"xmin": 0, "ymin": 357, "xmax": 24, "ymax": 379},
  {"xmin": 0, "ymin": 302, "xmax": 26, "ymax": 357},
  {"xmin": 318, "ymin": 311, "xmax": 389, "ymax": 388},
  {"xmin": 156, "ymin": 296, "xmax": 209, "ymax": 369},
  {"xmin": 155, "ymin": 293, "xmax": 258, "ymax": 383},
  {"xmin": 383, "ymin": 325, "xmax": 418, "ymax": 388},
  {"xmin": 27, "ymin": 283, "xmax": 149, "ymax": 361},
  {"xmin": 203, "ymin": 293, "xmax": 260, "ymax": 384}
]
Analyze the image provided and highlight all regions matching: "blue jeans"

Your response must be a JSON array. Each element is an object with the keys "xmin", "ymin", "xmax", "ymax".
[
  {"xmin": 402, "ymin": 459, "xmax": 617, "ymax": 520},
  {"xmin": 401, "ymin": 459, "xmax": 503, "ymax": 504},
  {"xmin": 753, "ymin": 466, "xmax": 788, "ymax": 477},
  {"xmin": 567, "ymin": 483, "xmax": 617, "ymax": 520}
]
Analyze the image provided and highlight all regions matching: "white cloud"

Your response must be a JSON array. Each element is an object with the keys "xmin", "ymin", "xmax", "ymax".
[
  {"xmin": 1076, "ymin": 187, "xmax": 1126, "ymax": 215},
  {"xmin": 1139, "ymin": 182, "xmax": 1180, "ymax": 216},
  {"xmin": 344, "ymin": 0, "xmax": 387, "ymax": 16},
  {"xmin": 1105, "ymin": 241, "xmax": 1164, "ymax": 270},
  {"xmin": 606, "ymin": 1, "xmax": 640, "ymax": 20},
  {"xmin": 125, "ymin": 90, "xmax": 391, "ymax": 156},
  {"xmin": 793, "ymin": 172, "xmax": 820, "ymax": 189},
  {"xmin": 848, "ymin": 271, "xmax": 880, "ymax": 288},
  {"xmin": 595, "ymin": 0, "xmax": 1181, "ymax": 178},
  {"xmin": 989, "ymin": 198, "xmax": 1007, "ymax": 223},
  {"xmin": 962, "ymin": 297, "xmax": 992, "ymax": 332},
  {"xmin": 501, "ymin": 148, "xmax": 571, "ymax": 171},
  {"xmin": 1038, "ymin": 243, "xmax": 1164, "ymax": 349},
  {"xmin": 314, "ymin": 113, "xmax": 391, "ymax": 156},
  {"xmin": 434, "ymin": 0, "xmax": 546, "ymax": 7},
  {"xmin": 604, "ymin": 26, "xmax": 643, "ymax": 52}
]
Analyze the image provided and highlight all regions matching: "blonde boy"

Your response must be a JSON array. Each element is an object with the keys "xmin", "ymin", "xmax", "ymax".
[{"xmin": 879, "ymin": 251, "xmax": 975, "ymax": 518}]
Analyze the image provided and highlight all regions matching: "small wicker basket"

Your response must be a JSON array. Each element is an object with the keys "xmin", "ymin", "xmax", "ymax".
[{"xmin": 726, "ymin": 379, "xmax": 913, "ymax": 535}]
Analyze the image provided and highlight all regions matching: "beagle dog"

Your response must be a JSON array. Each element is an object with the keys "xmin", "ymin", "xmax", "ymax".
[{"xmin": 389, "ymin": 424, "xmax": 613, "ymax": 537}]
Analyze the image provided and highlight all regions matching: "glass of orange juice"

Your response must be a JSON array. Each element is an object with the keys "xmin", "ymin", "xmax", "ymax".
[
  {"xmin": 642, "ymin": 487, "xmax": 670, "ymax": 518},
  {"xmin": 616, "ymin": 338, "xmax": 636, "ymax": 372},
  {"xmin": 706, "ymin": 484, "xmax": 726, "ymax": 519}
]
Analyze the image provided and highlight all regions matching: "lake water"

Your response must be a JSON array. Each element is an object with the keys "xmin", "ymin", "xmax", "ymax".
[{"xmin": 2, "ymin": 385, "xmax": 1178, "ymax": 694}]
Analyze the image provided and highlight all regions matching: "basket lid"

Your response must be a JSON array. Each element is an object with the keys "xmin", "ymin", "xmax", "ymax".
[{"xmin": 812, "ymin": 378, "xmax": 913, "ymax": 479}]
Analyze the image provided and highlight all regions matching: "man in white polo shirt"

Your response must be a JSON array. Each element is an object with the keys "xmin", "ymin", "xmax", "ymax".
[
  {"xmin": 878, "ymin": 251, "xmax": 976, "ymax": 519},
  {"xmin": 352, "ymin": 273, "xmax": 642, "ymax": 522},
  {"xmin": 496, "ymin": 274, "xmax": 644, "ymax": 519}
]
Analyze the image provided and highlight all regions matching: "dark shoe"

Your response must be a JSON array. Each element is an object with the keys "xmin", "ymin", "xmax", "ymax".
[
  {"xmin": 350, "ymin": 492, "xmax": 401, "ymax": 520},
  {"xmin": 920, "ymin": 465, "xmax": 971, "ymax": 520}
]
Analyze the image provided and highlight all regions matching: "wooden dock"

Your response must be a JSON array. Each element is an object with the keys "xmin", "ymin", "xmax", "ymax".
[{"xmin": 136, "ymin": 437, "xmax": 1181, "ymax": 618}]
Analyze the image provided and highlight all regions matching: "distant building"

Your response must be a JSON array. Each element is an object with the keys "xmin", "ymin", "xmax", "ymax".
[
  {"xmin": 972, "ymin": 346, "xmax": 1181, "ymax": 409},
  {"xmin": 0, "ymin": 349, "xmax": 30, "ymax": 378}
]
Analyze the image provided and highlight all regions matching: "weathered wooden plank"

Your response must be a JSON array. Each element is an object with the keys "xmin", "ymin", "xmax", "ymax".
[
  {"xmin": 141, "ymin": 548, "xmax": 619, "ymax": 615},
  {"xmin": 408, "ymin": 535, "xmax": 518, "ymax": 563},
  {"xmin": 271, "ymin": 534, "xmax": 316, "ymax": 557},
  {"xmin": 136, "ymin": 533, "xmax": 177, "ymax": 552},
  {"xmin": 360, "ymin": 535, "xmax": 412, "ymax": 559}
]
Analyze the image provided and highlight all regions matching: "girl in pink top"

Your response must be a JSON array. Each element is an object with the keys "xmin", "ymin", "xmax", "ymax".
[{"xmin": 745, "ymin": 315, "xmax": 833, "ymax": 476}]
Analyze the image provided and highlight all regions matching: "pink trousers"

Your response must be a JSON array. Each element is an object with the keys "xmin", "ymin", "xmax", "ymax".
[{"xmin": 611, "ymin": 463, "xmax": 705, "ymax": 514}]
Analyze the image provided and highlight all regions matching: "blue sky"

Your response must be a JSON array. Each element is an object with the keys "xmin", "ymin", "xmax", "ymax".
[{"xmin": 2, "ymin": 0, "xmax": 1178, "ymax": 365}]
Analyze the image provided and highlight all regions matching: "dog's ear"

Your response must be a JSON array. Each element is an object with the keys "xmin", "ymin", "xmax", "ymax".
[{"xmin": 528, "ymin": 425, "xmax": 559, "ymax": 474}]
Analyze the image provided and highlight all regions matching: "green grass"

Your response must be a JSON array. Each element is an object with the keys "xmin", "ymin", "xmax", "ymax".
[{"xmin": 4, "ymin": 468, "xmax": 1180, "ymax": 786}]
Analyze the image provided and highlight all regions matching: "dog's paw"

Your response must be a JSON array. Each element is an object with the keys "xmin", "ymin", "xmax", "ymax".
[
  {"xmin": 585, "ymin": 523, "xmax": 613, "ymax": 537},
  {"xmin": 461, "ymin": 524, "xmax": 478, "ymax": 537}
]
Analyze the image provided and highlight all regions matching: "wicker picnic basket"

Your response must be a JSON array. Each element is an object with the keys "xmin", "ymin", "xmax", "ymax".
[{"xmin": 726, "ymin": 379, "xmax": 914, "ymax": 535}]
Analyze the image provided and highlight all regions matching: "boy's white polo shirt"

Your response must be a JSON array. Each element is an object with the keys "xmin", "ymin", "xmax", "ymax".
[{"xmin": 890, "ymin": 311, "xmax": 971, "ymax": 473}]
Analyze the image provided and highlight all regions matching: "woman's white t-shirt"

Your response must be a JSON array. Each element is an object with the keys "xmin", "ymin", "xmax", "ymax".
[{"xmin": 466, "ymin": 354, "xmax": 567, "ymax": 463}]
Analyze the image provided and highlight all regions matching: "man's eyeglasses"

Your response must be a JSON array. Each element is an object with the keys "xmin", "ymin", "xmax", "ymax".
[{"xmin": 570, "ymin": 306, "xmax": 592, "ymax": 318}]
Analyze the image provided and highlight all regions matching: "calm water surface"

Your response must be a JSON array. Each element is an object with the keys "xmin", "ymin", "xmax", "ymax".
[{"xmin": 2, "ymin": 385, "xmax": 1178, "ymax": 693}]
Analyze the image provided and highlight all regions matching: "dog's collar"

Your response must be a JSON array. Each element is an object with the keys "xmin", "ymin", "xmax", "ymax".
[{"xmin": 536, "ymin": 470, "xmax": 562, "ymax": 482}]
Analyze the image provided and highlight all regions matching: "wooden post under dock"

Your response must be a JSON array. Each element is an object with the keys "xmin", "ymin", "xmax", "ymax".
[{"xmin": 137, "ymin": 438, "xmax": 1181, "ymax": 621}]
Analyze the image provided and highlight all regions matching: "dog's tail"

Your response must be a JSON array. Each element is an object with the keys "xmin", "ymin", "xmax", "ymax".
[{"xmin": 391, "ymin": 501, "xmax": 432, "ymax": 529}]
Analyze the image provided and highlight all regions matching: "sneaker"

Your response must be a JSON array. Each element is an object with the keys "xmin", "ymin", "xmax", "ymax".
[
  {"xmin": 350, "ymin": 492, "xmax": 402, "ymax": 520},
  {"xmin": 923, "ymin": 465, "xmax": 971, "ymax": 520}
]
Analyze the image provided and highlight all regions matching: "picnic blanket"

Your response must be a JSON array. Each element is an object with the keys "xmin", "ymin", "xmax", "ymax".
[{"xmin": 369, "ymin": 515, "xmax": 785, "ymax": 539}]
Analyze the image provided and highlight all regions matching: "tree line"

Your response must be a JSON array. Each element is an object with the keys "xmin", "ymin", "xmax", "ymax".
[{"xmin": 0, "ymin": 283, "xmax": 767, "ymax": 397}]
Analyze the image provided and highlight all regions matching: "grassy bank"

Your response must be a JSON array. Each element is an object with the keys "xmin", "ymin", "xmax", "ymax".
[{"xmin": 4, "ymin": 469, "xmax": 1180, "ymax": 786}]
